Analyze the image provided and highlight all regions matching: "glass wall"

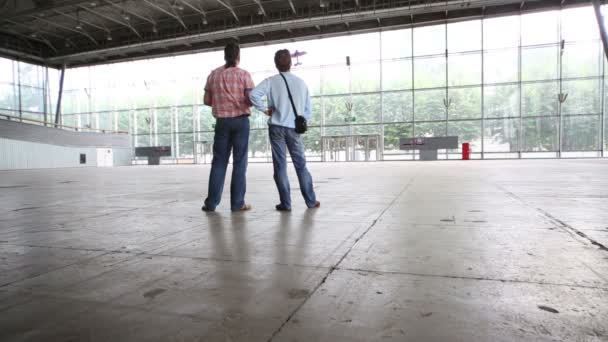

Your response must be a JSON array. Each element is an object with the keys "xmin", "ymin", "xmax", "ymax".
[
  {"xmin": 44, "ymin": 6, "xmax": 608, "ymax": 160},
  {"xmin": 0, "ymin": 58, "xmax": 57, "ymax": 124}
]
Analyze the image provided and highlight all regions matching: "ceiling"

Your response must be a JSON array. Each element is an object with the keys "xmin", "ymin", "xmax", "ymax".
[{"xmin": 0, "ymin": 0, "xmax": 588, "ymax": 68}]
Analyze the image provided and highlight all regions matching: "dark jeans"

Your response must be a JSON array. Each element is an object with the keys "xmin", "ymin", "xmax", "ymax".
[
  {"xmin": 204, "ymin": 116, "xmax": 249, "ymax": 211},
  {"xmin": 269, "ymin": 125, "xmax": 317, "ymax": 209}
]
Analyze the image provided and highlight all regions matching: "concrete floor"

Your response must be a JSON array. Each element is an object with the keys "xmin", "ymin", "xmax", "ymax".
[{"xmin": 1, "ymin": 160, "xmax": 607, "ymax": 341}]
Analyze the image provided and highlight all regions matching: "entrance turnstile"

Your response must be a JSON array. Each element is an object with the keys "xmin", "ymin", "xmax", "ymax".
[
  {"xmin": 193, "ymin": 141, "xmax": 212, "ymax": 164},
  {"xmin": 321, "ymin": 134, "xmax": 380, "ymax": 162}
]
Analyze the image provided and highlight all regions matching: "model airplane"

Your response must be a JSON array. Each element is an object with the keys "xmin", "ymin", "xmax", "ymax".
[{"xmin": 291, "ymin": 50, "xmax": 307, "ymax": 66}]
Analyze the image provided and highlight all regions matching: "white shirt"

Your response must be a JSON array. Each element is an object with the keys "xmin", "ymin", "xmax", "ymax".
[{"xmin": 249, "ymin": 72, "xmax": 312, "ymax": 129}]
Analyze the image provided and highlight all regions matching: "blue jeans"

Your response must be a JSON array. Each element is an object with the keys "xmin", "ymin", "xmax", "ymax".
[
  {"xmin": 269, "ymin": 125, "xmax": 317, "ymax": 209},
  {"xmin": 204, "ymin": 116, "xmax": 249, "ymax": 211}
]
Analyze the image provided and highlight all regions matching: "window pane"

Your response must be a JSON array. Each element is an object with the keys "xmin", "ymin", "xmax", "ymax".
[
  {"xmin": 0, "ymin": 83, "xmax": 17, "ymax": 110},
  {"xmin": 483, "ymin": 16, "xmax": 520, "ymax": 49},
  {"xmin": 117, "ymin": 111, "xmax": 131, "ymax": 132},
  {"xmin": 521, "ymin": 11, "xmax": 559, "ymax": 46},
  {"xmin": 448, "ymin": 87, "xmax": 481, "ymax": 119},
  {"xmin": 98, "ymin": 112, "xmax": 113, "ymax": 131},
  {"xmin": 310, "ymin": 97, "xmax": 322, "ymax": 126},
  {"xmin": 448, "ymin": 20, "xmax": 481, "ymax": 53},
  {"xmin": 484, "ymin": 84, "xmax": 519, "ymax": 118},
  {"xmin": 561, "ymin": 79, "xmax": 602, "ymax": 115},
  {"xmin": 384, "ymin": 123, "xmax": 413, "ymax": 151},
  {"xmin": 383, "ymin": 91, "xmax": 413, "ymax": 122},
  {"xmin": 562, "ymin": 115, "xmax": 600, "ymax": 151},
  {"xmin": 382, "ymin": 29, "xmax": 412, "ymax": 59},
  {"xmin": 415, "ymin": 121, "xmax": 446, "ymax": 137},
  {"xmin": 302, "ymin": 126, "xmax": 321, "ymax": 157},
  {"xmin": 484, "ymin": 118, "xmax": 519, "ymax": 152},
  {"xmin": 522, "ymin": 117, "xmax": 558, "ymax": 151},
  {"xmin": 322, "ymin": 66, "xmax": 349, "ymax": 95},
  {"xmin": 177, "ymin": 107, "xmax": 193, "ymax": 135},
  {"xmin": 521, "ymin": 46, "xmax": 559, "ymax": 81},
  {"xmin": 414, "ymin": 56, "xmax": 446, "ymax": 88},
  {"xmin": 484, "ymin": 48, "xmax": 518, "ymax": 83},
  {"xmin": 18, "ymin": 62, "xmax": 43, "ymax": 87},
  {"xmin": 352, "ymin": 94, "xmax": 381, "ymax": 123},
  {"xmin": 382, "ymin": 59, "xmax": 412, "ymax": 91},
  {"xmin": 249, "ymin": 128, "xmax": 269, "ymax": 159},
  {"xmin": 448, "ymin": 120, "xmax": 481, "ymax": 151},
  {"xmin": 351, "ymin": 62, "xmax": 380, "ymax": 93},
  {"xmin": 414, "ymin": 89, "xmax": 446, "ymax": 121},
  {"xmin": 562, "ymin": 42, "xmax": 602, "ymax": 78},
  {"xmin": 293, "ymin": 67, "xmax": 320, "ymax": 96},
  {"xmin": 324, "ymin": 96, "xmax": 349, "ymax": 125},
  {"xmin": 0, "ymin": 58, "xmax": 15, "ymax": 83},
  {"xmin": 561, "ymin": 6, "xmax": 600, "ymax": 42},
  {"xmin": 20, "ymin": 86, "xmax": 44, "ymax": 112},
  {"xmin": 448, "ymin": 53, "xmax": 481, "ymax": 86},
  {"xmin": 522, "ymin": 81, "xmax": 558, "ymax": 116},
  {"xmin": 414, "ymin": 24, "xmax": 445, "ymax": 56}
]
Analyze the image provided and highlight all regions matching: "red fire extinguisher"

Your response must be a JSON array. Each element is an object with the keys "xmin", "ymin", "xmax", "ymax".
[{"xmin": 462, "ymin": 143, "xmax": 470, "ymax": 160}]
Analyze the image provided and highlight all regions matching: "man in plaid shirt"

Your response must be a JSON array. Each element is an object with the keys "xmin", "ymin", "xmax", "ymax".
[{"xmin": 202, "ymin": 42, "xmax": 255, "ymax": 212}]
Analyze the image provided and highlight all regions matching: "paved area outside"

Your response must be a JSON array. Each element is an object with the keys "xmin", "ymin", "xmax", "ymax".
[{"xmin": 1, "ymin": 160, "xmax": 607, "ymax": 341}]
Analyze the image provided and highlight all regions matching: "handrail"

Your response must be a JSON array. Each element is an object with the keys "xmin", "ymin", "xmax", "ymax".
[{"xmin": 0, "ymin": 113, "xmax": 129, "ymax": 135}]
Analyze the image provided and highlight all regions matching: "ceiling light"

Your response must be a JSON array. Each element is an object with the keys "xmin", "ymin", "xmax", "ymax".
[
  {"xmin": 90, "ymin": 2, "xmax": 97, "ymax": 6},
  {"xmin": 75, "ymin": 23, "xmax": 83, "ymax": 30},
  {"xmin": 107, "ymin": 34, "xmax": 112, "ymax": 41},
  {"xmin": 152, "ymin": 26, "xmax": 158, "ymax": 33},
  {"xmin": 320, "ymin": 1, "xmax": 328, "ymax": 8},
  {"xmin": 202, "ymin": 17, "xmax": 208, "ymax": 25},
  {"xmin": 30, "ymin": 33, "xmax": 38, "ymax": 38}
]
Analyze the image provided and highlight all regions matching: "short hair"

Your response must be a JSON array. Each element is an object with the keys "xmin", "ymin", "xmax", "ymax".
[
  {"xmin": 274, "ymin": 49, "xmax": 291, "ymax": 72},
  {"xmin": 224, "ymin": 42, "xmax": 240, "ymax": 68}
]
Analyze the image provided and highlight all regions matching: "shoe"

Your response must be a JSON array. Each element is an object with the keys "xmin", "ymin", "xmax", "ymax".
[
  {"xmin": 308, "ymin": 201, "xmax": 320, "ymax": 209},
  {"xmin": 201, "ymin": 205, "xmax": 215, "ymax": 212},
  {"xmin": 275, "ymin": 204, "xmax": 291, "ymax": 212},
  {"xmin": 233, "ymin": 204, "xmax": 252, "ymax": 212}
]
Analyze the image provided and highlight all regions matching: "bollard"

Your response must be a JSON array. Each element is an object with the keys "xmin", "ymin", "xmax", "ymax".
[{"xmin": 462, "ymin": 143, "xmax": 470, "ymax": 160}]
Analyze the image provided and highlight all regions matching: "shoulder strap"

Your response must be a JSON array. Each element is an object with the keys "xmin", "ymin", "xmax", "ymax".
[{"xmin": 279, "ymin": 73, "xmax": 298, "ymax": 117}]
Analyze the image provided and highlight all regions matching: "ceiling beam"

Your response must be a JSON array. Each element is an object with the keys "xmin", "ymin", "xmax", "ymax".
[
  {"xmin": 141, "ymin": 0, "xmax": 187, "ymax": 30},
  {"xmin": 77, "ymin": 4, "xmax": 142, "ymax": 39},
  {"xmin": 102, "ymin": 0, "xmax": 156, "ymax": 25},
  {"xmin": 5, "ymin": 19, "xmax": 76, "ymax": 46},
  {"xmin": 252, "ymin": 0, "xmax": 266, "ymax": 16},
  {"xmin": 287, "ymin": 0, "xmax": 296, "ymax": 14},
  {"xmin": 216, "ymin": 0, "xmax": 239, "ymax": 22},
  {"xmin": 33, "ymin": 15, "xmax": 99, "ymax": 45},
  {"xmin": 177, "ymin": 0, "xmax": 206, "ymax": 16},
  {"xmin": 1, "ymin": 28, "xmax": 58, "ymax": 53},
  {"xmin": 53, "ymin": 9, "xmax": 109, "ymax": 32}
]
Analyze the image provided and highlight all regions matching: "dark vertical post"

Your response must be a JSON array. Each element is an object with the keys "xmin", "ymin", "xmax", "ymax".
[
  {"xmin": 593, "ymin": 0, "xmax": 608, "ymax": 60},
  {"xmin": 55, "ymin": 64, "xmax": 66, "ymax": 127}
]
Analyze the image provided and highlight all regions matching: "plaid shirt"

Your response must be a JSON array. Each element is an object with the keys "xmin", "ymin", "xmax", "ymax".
[{"xmin": 205, "ymin": 66, "xmax": 255, "ymax": 118}]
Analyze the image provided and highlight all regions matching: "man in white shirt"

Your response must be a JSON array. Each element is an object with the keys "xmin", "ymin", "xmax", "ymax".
[{"xmin": 249, "ymin": 49, "xmax": 320, "ymax": 211}]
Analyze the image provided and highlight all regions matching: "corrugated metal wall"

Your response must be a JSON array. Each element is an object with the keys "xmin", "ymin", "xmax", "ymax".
[
  {"xmin": 0, "ymin": 137, "xmax": 98, "ymax": 169},
  {"xmin": 0, "ymin": 121, "xmax": 133, "ymax": 170}
]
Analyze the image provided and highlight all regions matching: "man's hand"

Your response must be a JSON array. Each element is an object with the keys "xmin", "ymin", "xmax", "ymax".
[{"xmin": 265, "ymin": 106, "xmax": 275, "ymax": 116}]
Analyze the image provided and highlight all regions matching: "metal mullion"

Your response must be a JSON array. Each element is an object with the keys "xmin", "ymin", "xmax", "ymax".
[
  {"xmin": 444, "ymin": 21, "xmax": 448, "ymax": 159},
  {"xmin": 481, "ymin": 17, "xmax": 485, "ymax": 159},
  {"xmin": 518, "ymin": 11, "xmax": 523, "ymax": 158},
  {"xmin": 411, "ymin": 24, "xmax": 416, "ymax": 160},
  {"xmin": 379, "ymin": 31, "xmax": 384, "ymax": 160},
  {"xmin": 558, "ymin": 8, "xmax": 563, "ymax": 158},
  {"xmin": 17, "ymin": 60, "xmax": 22, "ymax": 121}
]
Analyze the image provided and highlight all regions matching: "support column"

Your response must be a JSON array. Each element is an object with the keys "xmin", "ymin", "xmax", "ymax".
[{"xmin": 55, "ymin": 64, "xmax": 66, "ymax": 127}]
